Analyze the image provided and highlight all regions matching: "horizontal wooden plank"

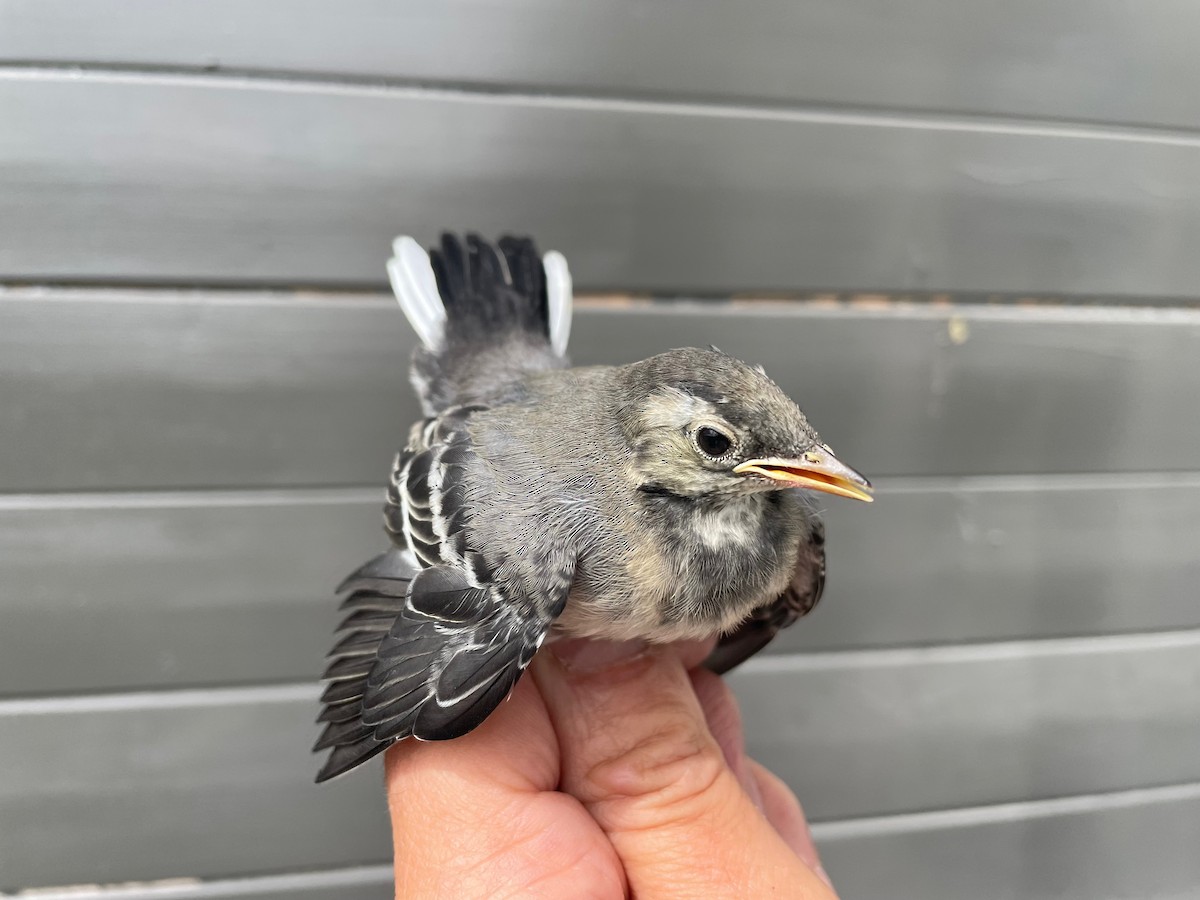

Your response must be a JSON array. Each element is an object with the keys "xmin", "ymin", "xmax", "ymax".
[
  {"xmin": 3, "ymin": 634, "xmax": 1197, "ymax": 888},
  {"xmin": 0, "ymin": 491, "xmax": 382, "ymax": 696},
  {"xmin": 3, "ymin": 1, "xmax": 1199, "ymax": 131},
  {"xmin": 3, "ymin": 478, "xmax": 1198, "ymax": 695},
  {"xmin": 14, "ymin": 787, "xmax": 1200, "ymax": 900},
  {"xmin": 0, "ymin": 685, "xmax": 393, "ymax": 890},
  {"xmin": 3, "ymin": 291, "xmax": 1199, "ymax": 493},
  {"xmin": 815, "ymin": 783, "xmax": 1200, "ymax": 900},
  {"xmin": 14, "ymin": 867, "xmax": 391, "ymax": 900},
  {"xmin": 12, "ymin": 790, "xmax": 1200, "ymax": 900},
  {"xmin": 6, "ymin": 72, "xmax": 1200, "ymax": 295},
  {"xmin": 732, "ymin": 631, "xmax": 1200, "ymax": 820},
  {"xmin": 780, "ymin": 474, "xmax": 1200, "ymax": 653},
  {"xmin": 0, "ymin": 292, "xmax": 413, "ymax": 493}
]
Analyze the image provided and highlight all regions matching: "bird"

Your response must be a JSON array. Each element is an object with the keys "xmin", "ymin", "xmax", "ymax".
[{"xmin": 314, "ymin": 232, "xmax": 873, "ymax": 782}]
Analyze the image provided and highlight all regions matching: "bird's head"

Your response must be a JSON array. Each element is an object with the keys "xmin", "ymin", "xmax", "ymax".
[{"xmin": 615, "ymin": 348, "xmax": 873, "ymax": 503}]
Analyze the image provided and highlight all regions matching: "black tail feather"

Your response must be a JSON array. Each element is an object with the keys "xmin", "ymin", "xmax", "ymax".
[
  {"xmin": 414, "ymin": 232, "xmax": 564, "ymax": 413},
  {"xmin": 428, "ymin": 232, "xmax": 550, "ymax": 346}
]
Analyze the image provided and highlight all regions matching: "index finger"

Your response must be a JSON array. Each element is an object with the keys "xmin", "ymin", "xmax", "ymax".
[{"xmin": 384, "ymin": 675, "xmax": 623, "ymax": 898}]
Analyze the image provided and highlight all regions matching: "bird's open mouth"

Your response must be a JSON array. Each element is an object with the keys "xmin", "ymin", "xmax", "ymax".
[{"xmin": 734, "ymin": 450, "xmax": 874, "ymax": 502}]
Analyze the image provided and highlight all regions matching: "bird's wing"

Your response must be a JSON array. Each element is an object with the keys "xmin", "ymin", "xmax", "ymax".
[
  {"xmin": 702, "ymin": 519, "xmax": 826, "ymax": 675},
  {"xmin": 381, "ymin": 403, "xmax": 487, "ymax": 566},
  {"xmin": 313, "ymin": 549, "xmax": 570, "ymax": 782},
  {"xmin": 389, "ymin": 233, "xmax": 573, "ymax": 414},
  {"xmin": 315, "ymin": 405, "xmax": 575, "ymax": 782}
]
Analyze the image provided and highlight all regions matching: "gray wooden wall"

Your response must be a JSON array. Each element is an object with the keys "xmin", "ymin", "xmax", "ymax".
[{"xmin": 2, "ymin": 3, "xmax": 1198, "ymax": 898}]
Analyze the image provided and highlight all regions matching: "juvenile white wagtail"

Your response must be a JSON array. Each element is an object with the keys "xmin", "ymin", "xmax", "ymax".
[{"xmin": 315, "ymin": 233, "xmax": 872, "ymax": 782}]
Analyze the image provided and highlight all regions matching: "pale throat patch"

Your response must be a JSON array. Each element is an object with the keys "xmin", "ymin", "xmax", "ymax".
[{"xmin": 693, "ymin": 497, "xmax": 761, "ymax": 549}]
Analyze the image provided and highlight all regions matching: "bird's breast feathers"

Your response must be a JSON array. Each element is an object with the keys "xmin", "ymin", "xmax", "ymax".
[{"xmin": 556, "ymin": 491, "xmax": 807, "ymax": 643}]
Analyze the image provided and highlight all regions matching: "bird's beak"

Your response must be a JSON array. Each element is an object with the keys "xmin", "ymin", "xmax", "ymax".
[{"xmin": 734, "ymin": 448, "xmax": 874, "ymax": 502}]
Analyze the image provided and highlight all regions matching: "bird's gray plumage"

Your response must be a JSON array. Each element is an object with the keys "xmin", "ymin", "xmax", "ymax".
[{"xmin": 315, "ymin": 232, "xmax": 868, "ymax": 782}]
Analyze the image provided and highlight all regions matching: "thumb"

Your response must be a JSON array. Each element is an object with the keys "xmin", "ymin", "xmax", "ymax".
[{"xmin": 531, "ymin": 640, "xmax": 836, "ymax": 899}]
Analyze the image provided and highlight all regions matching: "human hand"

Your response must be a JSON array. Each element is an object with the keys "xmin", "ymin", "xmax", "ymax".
[{"xmin": 385, "ymin": 639, "xmax": 837, "ymax": 899}]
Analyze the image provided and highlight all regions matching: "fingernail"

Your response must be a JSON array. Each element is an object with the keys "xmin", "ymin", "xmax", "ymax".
[
  {"xmin": 550, "ymin": 638, "xmax": 648, "ymax": 673},
  {"xmin": 814, "ymin": 863, "xmax": 833, "ymax": 889}
]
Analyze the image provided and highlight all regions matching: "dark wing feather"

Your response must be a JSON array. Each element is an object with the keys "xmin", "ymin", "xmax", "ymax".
[
  {"xmin": 703, "ymin": 520, "xmax": 826, "ymax": 675},
  {"xmin": 314, "ymin": 550, "xmax": 571, "ymax": 782},
  {"xmin": 317, "ymin": 310, "xmax": 577, "ymax": 782}
]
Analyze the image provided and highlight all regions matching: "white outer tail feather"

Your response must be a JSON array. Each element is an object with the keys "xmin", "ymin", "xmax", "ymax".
[
  {"xmin": 542, "ymin": 250, "xmax": 573, "ymax": 357},
  {"xmin": 387, "ymin": 237, "xmax": 446, "ymax": 351},
  {"xmin": 386, "ymin": 235, "xmax": 573, "ymax": 357}
]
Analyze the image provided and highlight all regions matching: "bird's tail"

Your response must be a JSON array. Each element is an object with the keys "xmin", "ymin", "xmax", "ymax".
[{"xmin": 387, "ymin": 232, "xmax": 573, "ymax": 414}]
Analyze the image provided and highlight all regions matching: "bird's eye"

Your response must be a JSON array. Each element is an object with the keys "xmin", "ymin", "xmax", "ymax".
[{"xmin": 695, "ymin": 426, "xmax": 733, "ymax": 458}]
